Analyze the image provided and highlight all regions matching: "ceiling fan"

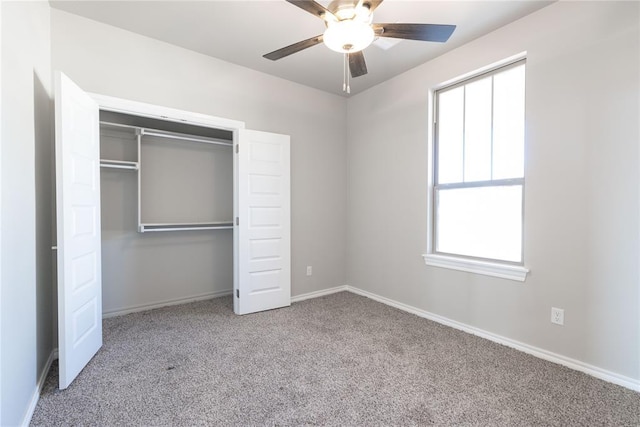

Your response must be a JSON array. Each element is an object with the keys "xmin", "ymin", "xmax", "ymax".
[{"xmin": 263, "ymin": 0, "xmax": 456, "ymax": 93}]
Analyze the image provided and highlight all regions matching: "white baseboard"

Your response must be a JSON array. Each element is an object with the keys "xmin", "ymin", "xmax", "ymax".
[
  {"xmin": 346, "ymin": 285, "xmax": 640, "ymax": 392},
  {"xmin": 102, "ymin": 289, "xmax": 233, "ymax": 319},
  {"xmin": 291, "ymin": 285, "xmax": 348, "ymax": 303},
  {"xmin": 103, "ymin": 286, "xmax": 347, "ymax": 318},
  {"xmin": 105, "ymin": 286, "xmax": 348, "ymax": 318},
  {"xmin": 21, "ymin": 348, "xmax": 56, "ymax": 427}
]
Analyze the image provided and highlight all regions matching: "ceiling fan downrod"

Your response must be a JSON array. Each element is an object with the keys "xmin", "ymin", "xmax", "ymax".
[{"xmin": 343, "ymin": 53, "xmax": 351, "ymax": 94}]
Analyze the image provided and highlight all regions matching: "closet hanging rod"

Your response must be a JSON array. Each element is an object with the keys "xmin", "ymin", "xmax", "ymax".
[
  {"xmin": 100, "ymin": 160, "xmax": 139, "ymax": 171},
  {"xmin": 99, "ymin": 121, "xmax": 233, "ymax": 147},
  {"xmin": 140, "ymin": 129, "xmax": 233, "ymax": 147},
  {"xmin": 140, "ymin": 226, "xmax": 234, "ymax": 232},
  {"xmin": 139, "ymin": 221, "xmax": 234, "ymax": 233},
  {"xmin": 141, "ymin": 221, "xmax": 234, "ymax": 226}
]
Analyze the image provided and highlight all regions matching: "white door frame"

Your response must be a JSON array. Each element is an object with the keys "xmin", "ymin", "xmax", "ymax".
[
  {"xmin": 89, "ymin": 93, "xmax": 245, "ymax": 132},
  {"xmin": 89, "ymin": 93, "xmax": 246, "ymax": 314},
  {"xmin": 90, "ymin": 95, "xmax": 292, "ymax": 315}
]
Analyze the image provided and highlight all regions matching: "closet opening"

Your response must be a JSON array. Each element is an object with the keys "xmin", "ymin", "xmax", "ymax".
[{"xmin": 98, "ymin": 111, "xmax": 235, "ymax": 318}]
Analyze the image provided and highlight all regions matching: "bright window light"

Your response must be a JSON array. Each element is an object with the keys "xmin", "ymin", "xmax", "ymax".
[{"xmin": 433, "ymin": 60, "xmax": 526, "ymax": 264}]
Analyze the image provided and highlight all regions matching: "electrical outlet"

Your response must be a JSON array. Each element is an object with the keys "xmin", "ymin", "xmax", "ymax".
[
  {"xmin": 306, "ymin": 266, "xmax": 312, "ymax": 276},
  {"xmin": 551, "ymin": 307, "xmax": 564, "ymax": 325}
]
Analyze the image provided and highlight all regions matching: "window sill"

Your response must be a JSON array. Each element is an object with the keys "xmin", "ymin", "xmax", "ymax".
[{"xmin": 422, "ymin": 253, "xmax": 529, "ymax": 282}]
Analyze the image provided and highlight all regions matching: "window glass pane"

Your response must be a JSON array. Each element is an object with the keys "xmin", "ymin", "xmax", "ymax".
[
  {"xmin": 464, "ymin": 77, "xmax": 492, "ymax": 182},
  {"xmin": 493, "ymin": 65, "xmax": 525, "ymax": 179},
  {"xmin": 437, "ymin": 87, "xmax": 464, "ymax": 184},
  {"xmin": 436, "ymin": 185, "xmax": 522, "ymax": 262}
]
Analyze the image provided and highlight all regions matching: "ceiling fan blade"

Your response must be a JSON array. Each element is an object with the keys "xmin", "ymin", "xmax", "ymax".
[
  {"xmin": 373, "ymin": 23, "xmax": 456, "ymax": 43},
  {"xmin": 263, "ymin": 35, "xmax": 324, "ymax": 61},
  {"xmin": 349, "ymin": 51, "xmax": 368, "ymax": 78},
  {"xmin": 286, "ymin": 0, "xmax": 336, "ymax": 21}
]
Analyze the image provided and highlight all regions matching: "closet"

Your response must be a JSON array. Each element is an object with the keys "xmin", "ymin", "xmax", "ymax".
[
  {"xmin": 55, "ymin": 72, "xmax": 291, "ymax": 390},
  {"xmin": 99, "ymin": 112, "xmax": 234, "ymax": 317}
]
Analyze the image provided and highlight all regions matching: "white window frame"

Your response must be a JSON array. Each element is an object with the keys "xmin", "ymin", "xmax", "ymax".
[{"xmin": 423, "ymin": 55, "xmax": 529, "ymax": 282}]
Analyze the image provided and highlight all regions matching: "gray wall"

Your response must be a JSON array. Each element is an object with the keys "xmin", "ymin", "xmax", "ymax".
[
  {"xmin": 51, "ymin": 9, "xmax": 349, "ymax": 312},
  {"xmin": 346, "ymin": 1, "xmax": 639, "ymax": 382},
  {"xmin": 1, "ymin": 1, "xmax": 54, "ymax": 425}
]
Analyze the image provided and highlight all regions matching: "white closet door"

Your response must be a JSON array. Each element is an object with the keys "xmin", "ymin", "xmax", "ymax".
[
  {"xmin": 55, "ymin": 72, "xmax": 102, "ymax": 389},
  {"xmin": 235, "ymin": 129, "xmax": 290, "ymax": 315}
]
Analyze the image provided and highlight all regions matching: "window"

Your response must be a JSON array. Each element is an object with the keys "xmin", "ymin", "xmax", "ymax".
[{"xmin": 424, "ymin": 59, "xmax": 529, "ymax": 281}]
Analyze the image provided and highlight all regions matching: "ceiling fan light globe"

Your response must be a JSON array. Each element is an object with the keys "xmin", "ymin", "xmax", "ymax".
[{"xmin": 323, "ymin": 20, "xmax": 375, "ymax": 53}]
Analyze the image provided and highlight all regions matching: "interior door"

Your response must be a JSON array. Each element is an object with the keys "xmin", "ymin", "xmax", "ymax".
[
  {"xmin": 235, "ymin": 129, "xmax": 291, "ymax": 315},
  {"xmin": 55, "ymin": 72, "xmax": 102, "ymax": 389}
]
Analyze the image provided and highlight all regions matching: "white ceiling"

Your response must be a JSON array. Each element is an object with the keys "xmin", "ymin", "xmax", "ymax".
[{"xmin": 50, "ymin": 0, "xmax": 553, "ymax": 96}]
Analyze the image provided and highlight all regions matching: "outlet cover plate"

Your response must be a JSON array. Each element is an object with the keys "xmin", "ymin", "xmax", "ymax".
[{"xmin": 551, "ymin": 307, "xmax": 564, "ymax": 325}]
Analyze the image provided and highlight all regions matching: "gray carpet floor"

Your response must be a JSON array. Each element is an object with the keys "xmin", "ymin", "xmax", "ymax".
[{"xmin": 32, "ymin": 292, "xmax": 639, "ymax": 426}]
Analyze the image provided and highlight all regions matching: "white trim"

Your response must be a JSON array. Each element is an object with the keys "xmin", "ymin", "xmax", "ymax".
[
  {"xmin": 89, "ymin": 92, "xmax": 245, "ymax": 131},
  {"xmin": 102, "ymin": 289, "xmax": 232, "ymax": 319},
  {"xmin": 20, "ymin": 349, "xmax": 56, "ymax": 427},
  {"xmin": 423, "ymin": 253, "xmax": 529, "ymax": 282},
  {"xmin": 434, "ymin": 52, "xmax": 527, "ymax": 92},
  {"xmin": 346, "ymin": 285, "xmax": 640, "ymax": 392},
  {"xmin": 291, "ymin": 285, "xmax": 348, "ymax": 303}
]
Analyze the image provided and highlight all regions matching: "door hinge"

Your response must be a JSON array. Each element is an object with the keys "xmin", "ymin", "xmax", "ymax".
[
  {"xmin": 235, "ymin": 217, "xmax": 239, "ymax": 226},
  {"xmin": 235, "ymin": 144, "xmax": 239, "ymax": 154},
  {"xmin": 236, "ymin": 289, "xmax": 239, "ymax": 298}
]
